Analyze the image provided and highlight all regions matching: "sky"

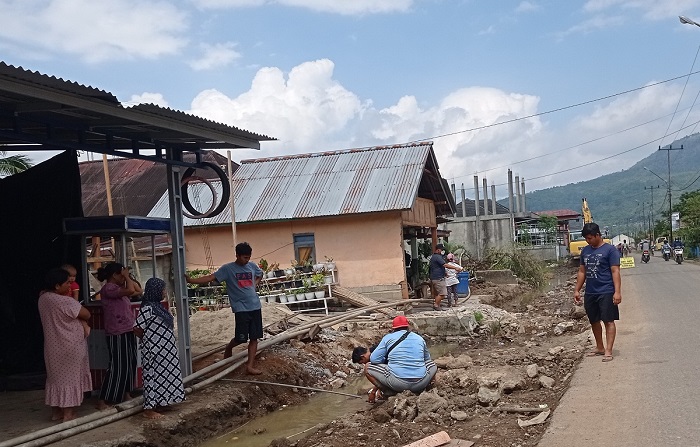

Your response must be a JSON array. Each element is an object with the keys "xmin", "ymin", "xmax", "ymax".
[{"xmin": 4, "ymin": 0, "xmax": 700, "ymax": 197}]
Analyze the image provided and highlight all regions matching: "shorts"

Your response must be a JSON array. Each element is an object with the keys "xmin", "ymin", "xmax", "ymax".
[
  {"xmin": 366, "ymin": 361, "xmax": 437, "ymax": 395},
  {"xmin": 584, "ymin": 293, "xmax": 619, "ymax": 323},
  {"xmin": 430, "ymin": 278, "xmax": 447, "ymax": 297},
  {"xmin": 234, "ymin": 309, "xmax": 263, "ymax": 343}
]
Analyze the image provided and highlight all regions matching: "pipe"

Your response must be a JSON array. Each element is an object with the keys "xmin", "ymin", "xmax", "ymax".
[
  {"xmin": 219, "ymin": 379, "xmax": 363, "ymax": 399},
  {"xmin": 1, "ymin": 299, "xmax": 431, "ymax": 447}
]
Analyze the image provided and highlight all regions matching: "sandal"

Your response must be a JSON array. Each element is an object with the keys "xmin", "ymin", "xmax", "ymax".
[{"xmin": 602, "ymin": 355, "xmax": 614, "ymax": 362}]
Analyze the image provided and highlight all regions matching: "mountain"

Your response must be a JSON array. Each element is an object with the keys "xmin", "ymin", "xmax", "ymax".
[{"xmin": 524, "ymin": 133, "xmax": 700, "ymax": 233}]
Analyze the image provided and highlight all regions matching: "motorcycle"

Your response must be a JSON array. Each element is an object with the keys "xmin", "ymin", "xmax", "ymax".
[
  {"xmin": 641, "ymin": 249, "xmax": 650, "ymax": 263},
  {"xmin": 674, "ymin": 247, "xmax": 684, "ymax": 264},
  {"xmin": 662, "ymin": 246, "xmax": 671, "ymax": 261}
]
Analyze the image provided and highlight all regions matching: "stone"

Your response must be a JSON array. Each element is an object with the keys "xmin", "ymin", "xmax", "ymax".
[
  {"xmin": 526, "ymin": 364, "xmax": 539, "ymax": 378},
  {"xmin": 451, "ymin": 410, "xmax": 469, "ymax": 421},
  {"xmin": 329, "ymin": 378, "xmax": 346, "ymax": 389},
  {"xmin": 548, "ymin": 346, "xmax": 565, "ymax": 355},
  {"xmin": 477, "ymin": 385, "xmax": 501, "ymax": 405},
  {"xmin": 539, "ymin": 375, "xmax": 555, "ymax": 389},
  {"xmin": 417, "ymin": 390, "xmax": 448, "ymax": 414}
]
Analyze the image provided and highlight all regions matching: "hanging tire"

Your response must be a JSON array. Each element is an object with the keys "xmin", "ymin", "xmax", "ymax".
[{"xmin": 180, "ymin": 162, "xmax": 231, "ymax": 218}]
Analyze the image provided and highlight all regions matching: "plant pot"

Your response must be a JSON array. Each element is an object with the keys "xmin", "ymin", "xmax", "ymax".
[
  {"xmin": 295, "ymin": 293, "xmax": 305, "ymax": 302},
  {"xmin": 267, "ymin": 271, "xmax": 276, "ymax": 279},
  {"xmin": 274, "ymin": 269, "xmax": 285, "ymax": 277},
  {"xmin": 324, "ymin": 275, "xmax": 333, "ymax": 285},
  {"xmin": 187, "ymin": 288, "xmax": 197, "ymax": 297},
  {"xmin": 279, "ymin": 295, "xmax": 288, "ymax": 304},
  {"xmin": 304, "ymin": 292, "xmax": 315, "ymax": 300},
  {"xmin": 325, "ymin": 262, "xmax": 336, "ymax": 271},
  {"xmin": 313, "ymin": 263, "xmax": 325, "ymax": 272},
  {"xmin": 301, "ymin": 266, "xmax": 313, "ymax": 273},
  {"xmin": 314, "ymin": 290, "xmax": 325, "ymax": 299},
  {"xmin": 285, "ymin": 268, "xmax": 294, "ymax": 276},
  {"xmin": 294, "ymin": 280, "xmax": 303, "ymax": 288}
]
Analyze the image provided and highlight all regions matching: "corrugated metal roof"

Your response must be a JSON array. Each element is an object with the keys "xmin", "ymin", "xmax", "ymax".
[
  {"xmin": 81, "ymin": 151, "xmax": 235, "ymax": 217},
  {"xmin": 148, "ymin": 142, "xmax": 441, "ymax": 224}
]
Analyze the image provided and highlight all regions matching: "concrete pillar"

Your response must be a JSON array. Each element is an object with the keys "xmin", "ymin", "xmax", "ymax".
[
  {"xmin": 451, "ymin": 183, "xmax": 457, "ymax": 217},
  {"xmin": 461, "ymin": 183, "xmax": 466, "ymax": 218},
  {"xmin": 515, "ymin": 175, "xmax": 521, "ymax": 213},
  {"xmin": 482, "ymin": 178, "xmax": 489, "ymax": 215},
  {"xmin": 491, "ymin": 184, "xmax": 497, "ymax": 216},
  {"xmin": 508, "ymin": 169, "xmax": 515, "ymax": 242},
  {"xmin": 474, "ymin": 175, "xmax": 481, "ymax": 259},
  {"xmin": 521, "ymin": 178, "xmax": 526, "ymax": 212}
]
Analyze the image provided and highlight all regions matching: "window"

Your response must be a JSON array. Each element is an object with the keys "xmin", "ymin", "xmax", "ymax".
[{"xmin": 293, "ymin": 233, "xmax": 316, "ymax": 264}]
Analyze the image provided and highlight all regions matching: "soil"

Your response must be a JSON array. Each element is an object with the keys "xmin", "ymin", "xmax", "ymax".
[{"xmin": 44, "ymin": 264, "xmax": 591, "ymax": 447}]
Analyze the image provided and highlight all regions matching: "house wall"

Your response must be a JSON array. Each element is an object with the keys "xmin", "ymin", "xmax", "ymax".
[
  {"xmin": 184, "ymin": 212, "xmax": 406, "ymax": 299},
  {"xmin": 444, "ymin": 214, "xmax": 513, "ymax": 257}
]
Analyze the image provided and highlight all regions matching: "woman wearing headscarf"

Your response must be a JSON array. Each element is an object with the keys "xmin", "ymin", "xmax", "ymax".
[
  {"xmin": 38, "ymin": 268, "xmax": 92, "ymax": 422},
  {"xmin": 95, "ymin": 262, "xmax": 142, "ymax": 410},
  {"xmin": 133, "ymin": 278, "xmax": 185, "ymax": 419},
  {"xmin": 444, "ymin": 253, "xmax": 464, "ymax": 307}
]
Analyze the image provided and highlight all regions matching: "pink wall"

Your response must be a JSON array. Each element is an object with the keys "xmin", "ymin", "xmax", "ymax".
[{"xmin": 184, "ymin": 212, "xmax": 406, "ymax": 289}]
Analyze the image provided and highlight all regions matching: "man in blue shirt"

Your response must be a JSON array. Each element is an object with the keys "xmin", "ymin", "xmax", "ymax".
[
  {"xmin": 353, "ymin": 315, "xmax": 437, "ymax": 402},
  {"xmin": 429, "ymin": 243, "xmax": 460, "ymax": 310},
  {"xmin": 574, "ymin": 223, "xmax": 622, "ymax": 363},
  {"xmin": 186, "ymin": 242, "xmax": 264, "ymax": 374}
]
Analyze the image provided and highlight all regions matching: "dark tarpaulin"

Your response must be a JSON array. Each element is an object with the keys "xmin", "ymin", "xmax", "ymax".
[{"xmin": 0, "ymin": 150, "xmax": 83, "ymax": 387}]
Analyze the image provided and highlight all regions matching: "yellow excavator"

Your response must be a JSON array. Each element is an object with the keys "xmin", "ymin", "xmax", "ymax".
[{"xmin": 568, "ymin": 198, "xmax": 611, "ymax": 259}]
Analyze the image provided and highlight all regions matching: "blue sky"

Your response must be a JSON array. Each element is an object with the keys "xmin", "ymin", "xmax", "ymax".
[{"xmin": 3, "ymin": 0, "xmax": 700, "ymax": 196}]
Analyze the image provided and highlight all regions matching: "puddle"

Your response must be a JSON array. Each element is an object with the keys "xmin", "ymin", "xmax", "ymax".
[
  {"xmin": 200, "ymin": 342, "xmax": 460, "ymax": 447},
  {"xmin": 200, "ymin": 377, "xmax": 368, "ymax": 447}
]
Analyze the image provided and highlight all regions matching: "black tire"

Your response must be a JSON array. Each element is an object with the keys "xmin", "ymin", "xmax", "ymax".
[{"xmin": 180, "ymin": 162, "xmax": 231, "ymax": 218}]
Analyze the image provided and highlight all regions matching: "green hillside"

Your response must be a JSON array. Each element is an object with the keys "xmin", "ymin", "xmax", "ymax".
[{"xmin": 524, "ymin": 133, "xmax": 700, "ymax": 234}]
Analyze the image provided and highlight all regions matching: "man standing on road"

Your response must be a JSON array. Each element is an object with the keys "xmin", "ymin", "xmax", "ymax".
[
  {"xmin": 429, "ymin": 244, "xmax": 460, "ymax": 311},
  {"xmin": 574, "ymin": 223, "xmax": 621, "ymax": 363},
  {"xmin": 186, "ymin": 242, "xmax": 264, "ymax": 374}
]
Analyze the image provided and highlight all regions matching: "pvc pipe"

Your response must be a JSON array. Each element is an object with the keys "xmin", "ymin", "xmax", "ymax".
[{"xmin": 1, "ymin": 298, "xmax": 430, "ymax": 447}]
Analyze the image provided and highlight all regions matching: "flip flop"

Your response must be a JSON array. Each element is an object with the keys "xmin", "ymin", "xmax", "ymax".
[
  {"xmin": 602, "ymin": 355, "xmax": 614, "ymax": 362},
  {"xmin": 586, "ymin": 351, "xmax": 604, "ymax": 357}
]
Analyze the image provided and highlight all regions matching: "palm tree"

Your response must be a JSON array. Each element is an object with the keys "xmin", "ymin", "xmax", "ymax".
[{"xmin": 0, "ymin": 151, "xmax": 33, "ymax": 176}]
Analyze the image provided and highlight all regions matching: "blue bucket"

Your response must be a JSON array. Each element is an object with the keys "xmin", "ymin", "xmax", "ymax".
[{"xmin": 456, "ymin": 271, "xmax": 470, "ymax": 297}]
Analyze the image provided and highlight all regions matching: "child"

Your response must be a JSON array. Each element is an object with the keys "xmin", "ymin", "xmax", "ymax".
[
  {"xmin": 61, "ymin": 264, "xmax": 90, "ymax": 338},
  {"xmin": 61, "ymin": 264, "xmax": 80, "ymax": 301}
]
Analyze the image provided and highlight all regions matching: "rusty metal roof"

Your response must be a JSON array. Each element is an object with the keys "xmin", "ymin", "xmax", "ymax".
[
  {"xmin": 148, "ymin": 142, "xmax": 456, "ymax": 224},
  {"xmin": 81, "ymin": 151, "xmax": 234, "ymax": 217}
]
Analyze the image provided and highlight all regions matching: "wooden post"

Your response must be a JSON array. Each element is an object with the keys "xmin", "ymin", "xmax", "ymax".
[{"xmin": 227, "ymin": 151, "xmax": 237, "ymax": 249}]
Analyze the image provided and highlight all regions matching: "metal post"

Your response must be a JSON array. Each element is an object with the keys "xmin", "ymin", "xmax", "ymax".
[
  {"xmin": 521, "ymin": 178, "xmax": 526, "ymax": 212},
  {"xmin": 167, "ymin": 149, "xmax": 192, "ymax": 377},
  {"xmin": 461, "ymin": 183, "xmax": 466, "ymax": 218}
]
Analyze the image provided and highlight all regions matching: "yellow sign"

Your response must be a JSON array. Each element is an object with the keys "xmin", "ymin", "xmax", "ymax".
[{"xmin": 620, "ymin": 257, "xmax": 635, "ymax": 269}]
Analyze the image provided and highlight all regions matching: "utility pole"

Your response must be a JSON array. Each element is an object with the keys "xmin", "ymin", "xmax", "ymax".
[
  {"xmin": 658, "ymin": 144, "xmax": 683, "ymax": 241},
  {"xmin": 644, "ymin": 185, "xmax": 660, "ymax": 240}
]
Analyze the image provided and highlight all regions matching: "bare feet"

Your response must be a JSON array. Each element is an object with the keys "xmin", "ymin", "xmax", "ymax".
[
  {"xmin": 62, "ymin": 409, "xmax": 76, "ymax": 422},
  {"xmin": 95, "ymin": 400, "xmax": 112, "ymax": 411},
  {"xmin": 143, "ymin": 409, "xmax": 165, "ymax": 419},
  {"xmin": 51, "ymin": 407, "xmax": 63, "ymax": 421},
  {"xmin": 246, "ymin": 366, "xmax": 263, "ymax": 375}
]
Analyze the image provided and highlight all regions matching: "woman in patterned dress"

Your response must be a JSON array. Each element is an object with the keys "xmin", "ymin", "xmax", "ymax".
[
  {"xmin": 38, "ymin": 268, "xmax": 92, "ymax": 422},
  {"xmin": 133, "ymin": 278, "xmax": 185, "ymax": 419}
]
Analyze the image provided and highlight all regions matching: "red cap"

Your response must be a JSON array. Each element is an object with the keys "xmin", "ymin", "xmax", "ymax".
[{"xmin": 392, "ymin": 315, "xmax": 409, "ymax": 329}]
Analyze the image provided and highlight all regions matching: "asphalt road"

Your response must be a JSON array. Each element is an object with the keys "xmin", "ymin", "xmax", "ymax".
[{"xmin": 538, "ymin": 254, "xmax": 700, "ymax": 447}]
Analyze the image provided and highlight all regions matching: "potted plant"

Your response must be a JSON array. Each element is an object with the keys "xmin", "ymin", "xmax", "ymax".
[
  {"xmin": 311, "ymin": 272, "xmax": 326, "ymax": 299},
  {"xmin": 300, "ymin": 258, "xmax": 313, "ymax": 273},
  {"xmin": 294, "ymin": 287, "xmax": 306, "ymax": 302},
  {"xmin": 186, "ymin": 268, "xmax": 212, "ymax": 297},
  {"xmin": 324, "ymin": 256, "xmax": 336, "ymax": 271},
  {"xmin": 302, "ymin": 279, "xmax": 316, "ymax": 300}
]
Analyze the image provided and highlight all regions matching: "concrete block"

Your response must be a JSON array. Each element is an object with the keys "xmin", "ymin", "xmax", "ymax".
[{"xmin": 475, "ymin": 269, "xmax": 517, "ymax": 285}]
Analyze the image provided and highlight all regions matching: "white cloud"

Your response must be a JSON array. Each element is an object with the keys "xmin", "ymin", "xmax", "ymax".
[
  {"xmin": 515, "ymin": 1, "xmax": 540, "ymax": 13},
  {"xmin": 192, "ymin": 0, "xmax": 413, "ymax": 15},
  {"xmin": 177, "ymin": 58, "xmax": 696, "ymax": 193},
  {"xmin": 123, "ymin": 92, "xmax": 170, "ymax": 107},
  {"xmin": 557, "ymin": 15, "xmax": 625, "ymax": 38},
  {"xmin": 0, "ymin": 0, "xmax": 188, "ymax": 63},
  {"xmin": 584, "ymin": 0, "xmax": 700, "ymax": 20},
  {"xmin": 188, "ymin": 59, "xmax": 365, "ymax": 150},
  {"xmin": 189, "ymin": 42, "xmax": 242, "ymax": 71}
]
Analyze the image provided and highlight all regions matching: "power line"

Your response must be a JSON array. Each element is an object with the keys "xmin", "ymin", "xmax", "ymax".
[{"xmin": 408, "ymin": 70, "xmax": 700, "ymax": 145}]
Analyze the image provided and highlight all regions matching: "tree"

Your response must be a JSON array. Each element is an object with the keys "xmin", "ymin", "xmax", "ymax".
[
  {"xmin": 673, "ymin": 190, "xmax": 700, "ymax": 247},
  {"xmin": 0, "ymin": 151, "xmax": 33, "ymax": 176}
]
